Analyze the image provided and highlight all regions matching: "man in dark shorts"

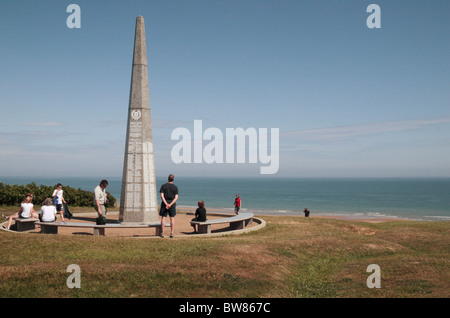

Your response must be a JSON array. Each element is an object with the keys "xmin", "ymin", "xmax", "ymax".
[{"xmin": 159, "ymin": 174, "xmax": 178, "ymax": 238}]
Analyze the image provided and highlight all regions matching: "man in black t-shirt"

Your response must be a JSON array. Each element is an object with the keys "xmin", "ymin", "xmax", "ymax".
[{"xmin": 159, "ymin": 174, "xmax": 178, "ymax": 238}]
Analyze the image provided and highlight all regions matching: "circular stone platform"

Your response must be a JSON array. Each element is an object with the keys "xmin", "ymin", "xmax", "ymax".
[{"xmin": 0, "ymin": 211, "xmax": 266, "ymax": 238}]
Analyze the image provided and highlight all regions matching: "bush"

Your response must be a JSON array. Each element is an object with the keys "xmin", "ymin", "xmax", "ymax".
[{"xmin": 0, "ymin": 182, "xmax": 117, "ymax": 207}]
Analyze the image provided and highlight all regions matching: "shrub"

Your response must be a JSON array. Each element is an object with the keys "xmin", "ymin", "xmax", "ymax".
[{"xmin": 0, "ymin": 182, "xmax": 117, "ymax": 207}]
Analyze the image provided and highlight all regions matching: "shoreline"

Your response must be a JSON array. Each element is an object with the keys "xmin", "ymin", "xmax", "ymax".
[
  {"xmin": 176, "ymin": 205, "xmax": 448, "ymax": 223},
  {"xmin": 177, "ymin": 205, "xmax": 413, "ymax": 223}
]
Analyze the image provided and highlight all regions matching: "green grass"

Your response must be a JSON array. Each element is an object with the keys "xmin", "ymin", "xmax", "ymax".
[{"xmin": 0, "ymin": 215, "xmax": 449, "ymax": 298}]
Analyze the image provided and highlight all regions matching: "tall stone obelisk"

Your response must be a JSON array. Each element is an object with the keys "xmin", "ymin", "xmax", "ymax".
[{"xmin": 119, "ymin": 16, "xmax": 159, "ymax": 224}]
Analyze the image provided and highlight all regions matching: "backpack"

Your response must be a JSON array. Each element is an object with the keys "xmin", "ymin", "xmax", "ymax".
[{"xmin": 96, "ymin": 216, "xmax": 106, "ymax": 225}]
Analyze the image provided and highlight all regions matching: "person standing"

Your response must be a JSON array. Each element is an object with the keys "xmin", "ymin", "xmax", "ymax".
[
  {"xmin": 52, "ymin": 183, "xmax": 67, "ymax": 222},
  {"xmin": 234, "ymin": 194, "xmax": 241, "ymax": 215},
  {"xmin": 93, "ymin": 179, "xmax": 109, "ymax": 217},
  {"xmin": 159, "ymin": 174, "xmax": 178, "ymax": 238},
  {"xmin": 303, "ymin": 208, "xmax": 310, "ymax": 219}
]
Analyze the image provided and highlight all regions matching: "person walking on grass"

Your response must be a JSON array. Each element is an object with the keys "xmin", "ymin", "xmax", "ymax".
[
  {"xmin": 159, "ymin": 174, "xmax": 178, "ymax": 238},
  {"xmin": 52, "ymin": 183, "xmax": 67, "ymax": 222}
]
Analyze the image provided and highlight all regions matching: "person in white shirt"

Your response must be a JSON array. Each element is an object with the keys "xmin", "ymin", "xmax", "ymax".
[
  {"xmin": 52, "ymin": 183, "xmax": 67, "ymax": 222},
  {"xmin": 39, "ymin": 198, "xmax": 57, "ymax": 222},
  {"xmin": 6, "ymin": 193, "xmax": 38, "ymax": 230},
  {"xmin": 93, "ymin": 179, "xmax": 109, "ymax": 217}
]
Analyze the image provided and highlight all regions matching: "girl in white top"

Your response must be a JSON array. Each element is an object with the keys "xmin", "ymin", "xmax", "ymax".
[
  {"xmin": 20, "ymin": 202, "xmax": 34, "ymax": 218},
  {"xmin": 39, "ymin": 198, "xmax": 57, "ymax": 222},
  {"xmin": 6, "ymin": 193, "xmax": 39, "ymax": 230}
]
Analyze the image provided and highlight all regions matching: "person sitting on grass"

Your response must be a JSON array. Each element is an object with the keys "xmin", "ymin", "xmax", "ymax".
[
  {"xmin": 6, "ymin": 193, "xmax": 39, "ymax": 230},
  {"xmin": 191, "ymin": 200, "xmax": 207, "ymax": 233}
]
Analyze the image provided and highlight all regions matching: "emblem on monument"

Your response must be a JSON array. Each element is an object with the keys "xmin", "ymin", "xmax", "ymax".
[{"xmin": 131, "ymin": 109, "xmax": 142, "ymax": 121}]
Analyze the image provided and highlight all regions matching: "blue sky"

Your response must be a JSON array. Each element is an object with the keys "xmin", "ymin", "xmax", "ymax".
[{"xmin": 0, "ymin": 0, "xmax": 449, "ymax": 178}]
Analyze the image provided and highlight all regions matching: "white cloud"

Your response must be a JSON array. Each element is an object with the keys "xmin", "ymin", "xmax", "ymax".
[
  {"xmin": 19, "ymin": 121, "xmax": 64, "ymax": 127},
  {"xmin": 281, "ymin": 117, "xmax": 450, "ymax": 141}
]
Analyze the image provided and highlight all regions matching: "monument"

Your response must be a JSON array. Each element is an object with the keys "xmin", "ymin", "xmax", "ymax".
[{"xmin": 119, "ymin": 16, "xmax": 159, "ymax": 224}]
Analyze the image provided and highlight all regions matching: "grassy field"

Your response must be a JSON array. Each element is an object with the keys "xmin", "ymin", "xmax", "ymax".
[{"xmin": 0, "ymin": 210, "xmax": 449, "ymax": 298}]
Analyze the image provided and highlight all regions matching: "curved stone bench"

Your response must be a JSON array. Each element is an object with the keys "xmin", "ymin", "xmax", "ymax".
[
  {"xmin": 15, "ymin": 218, "xmax": 39, "ymax": 232},
  {"xmin": 36, "ymin": 221, "xmax": 168, "ymax": 236},
  {"xmin": 190, "ymin": 212, "xmax": 253, "ymax": 234}
]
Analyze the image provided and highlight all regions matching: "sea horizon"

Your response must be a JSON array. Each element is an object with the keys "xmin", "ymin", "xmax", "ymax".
[{"xmin": 1, "ymin": 175, "xmax": 449, "ymax": 222}]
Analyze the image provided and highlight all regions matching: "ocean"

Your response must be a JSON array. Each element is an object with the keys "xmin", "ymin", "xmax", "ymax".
[{"xmin": 1, "ymin": 176, "xmax": 449, "ymax": 221}]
